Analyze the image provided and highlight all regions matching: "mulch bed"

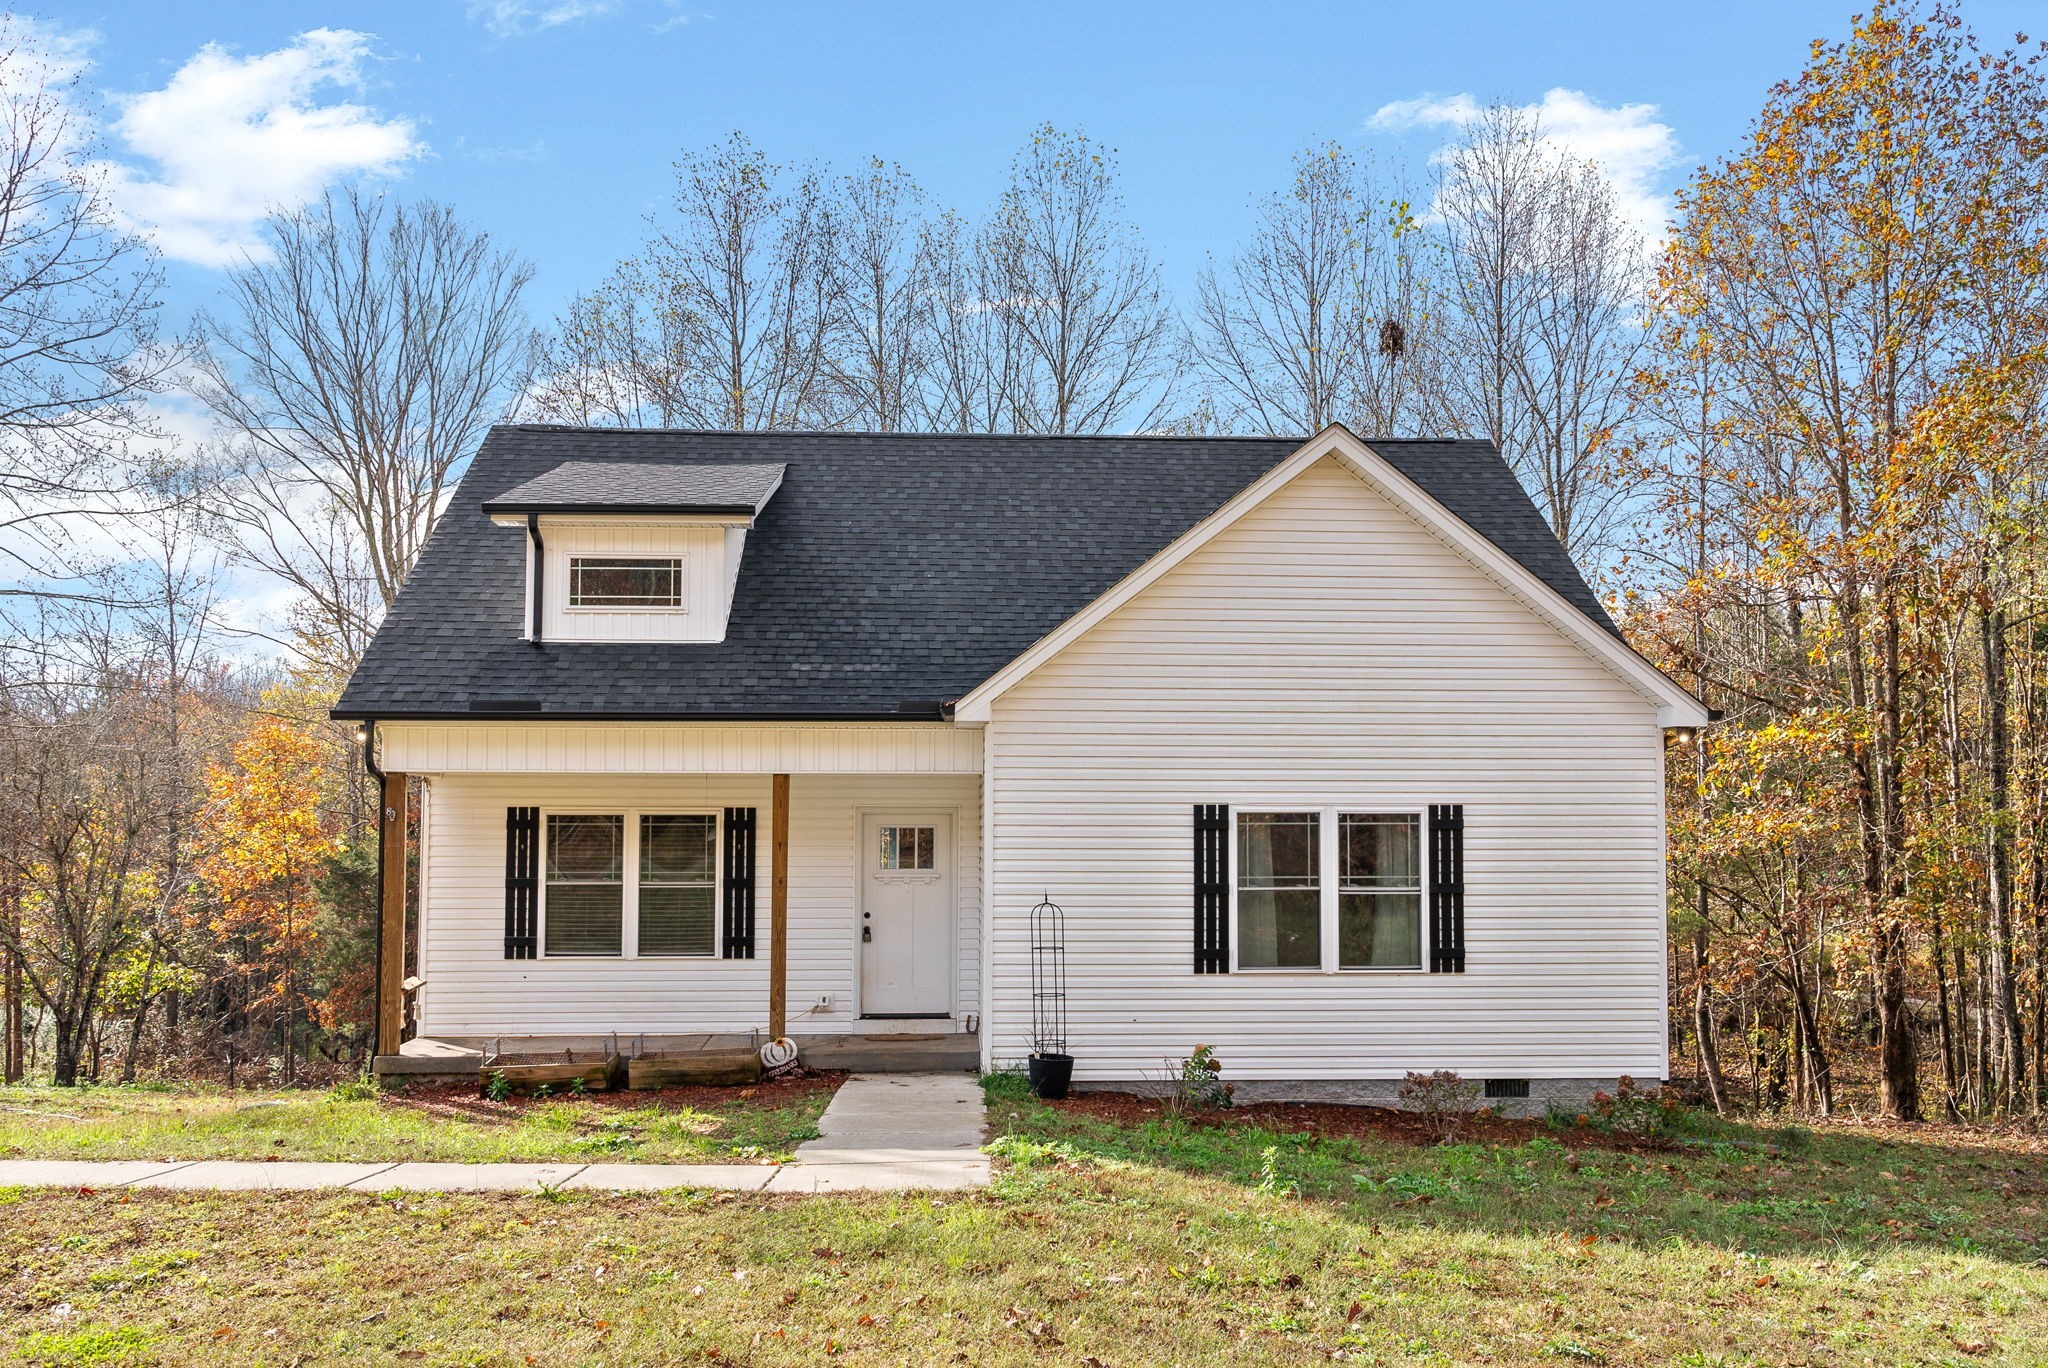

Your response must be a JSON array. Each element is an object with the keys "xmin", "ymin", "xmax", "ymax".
[
  {"xmin": 385, "ymin": 1068, "xmax": 846, "ymax": 1124},
  {"xmin": 1046, "ymin": 1090, "xmax": 1667, "ymax": 1153}
]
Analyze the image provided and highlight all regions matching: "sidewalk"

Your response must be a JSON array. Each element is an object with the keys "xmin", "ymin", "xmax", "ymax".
[{"xmin": 0, "ymin": 1074, "xmax": 990, "ymax": 1196}]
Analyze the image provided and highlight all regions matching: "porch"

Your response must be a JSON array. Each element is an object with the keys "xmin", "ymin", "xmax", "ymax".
[{"xmin": 365, "ymin": 721, "xmax": 987, "ymax": 1075}]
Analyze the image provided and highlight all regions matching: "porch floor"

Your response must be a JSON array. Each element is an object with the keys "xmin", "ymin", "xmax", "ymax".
[{"xmin": 373, "ymin": 1031, "xmax": 979, "ymax": 1078}]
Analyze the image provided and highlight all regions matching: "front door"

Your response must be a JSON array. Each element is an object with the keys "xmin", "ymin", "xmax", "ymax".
[{"xmin": 860, "ymin": 814, "xmax": 953, "ymax": 1017}]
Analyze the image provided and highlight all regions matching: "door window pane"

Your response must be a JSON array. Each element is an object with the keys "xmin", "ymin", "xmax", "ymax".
[
  {"xmin": 546, "ymin": 814, "xmax": 623, "ymax": 955},
  {"xmin": 1338, "ymin": 813, "xmax": 1423, "ymax": 968},
  {"xmin": 639, "ymin": 814, "xmax": 717, "ymax": 956},
  {"xmin": 1237, "ymin": 812, "xmax": 1321, "ymax": 967},
  {"xmin": 878, "ymin": 825, "xmax": 935, "ymax": 870},
  {"xmin": 569, "ymin": 557, "xmax": 683, "ymax": 608}
]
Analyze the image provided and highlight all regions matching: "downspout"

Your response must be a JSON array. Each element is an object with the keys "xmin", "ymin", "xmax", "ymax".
[
  {"xmin": 360, "ymin": 718, "xmax": 385, "ymax": 1072},
  {"xmin": 527, "ymin": 513, "xmax": 545, "ymax": 645}
]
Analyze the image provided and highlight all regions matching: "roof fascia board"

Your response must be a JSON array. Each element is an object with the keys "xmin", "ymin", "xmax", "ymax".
[
  {"xmin": 951, "ymin": 424, "xmax": 1709, "ymax": 727},
  {"xmin": 487, "ymin": 511, "xmax": 758, "ymax": 529}
]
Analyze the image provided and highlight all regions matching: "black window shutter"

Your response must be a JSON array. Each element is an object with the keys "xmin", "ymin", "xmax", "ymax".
[
  {"xmin": 1194, "ymin": 804, "xmax": 1230, "ymax": 973},
  {"xmin": 504, "ymin": 806, "xmax": 539, "ymax": 959},
  {"xmin": 1429, "ymin": 803, "xmax": 1466, "ymax": 973},
  {"xmin": 722, "ymin": 807, "xmax": 757, "ymax": 959}
]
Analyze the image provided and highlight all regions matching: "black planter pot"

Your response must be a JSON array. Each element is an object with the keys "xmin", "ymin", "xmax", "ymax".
[{"xmin": 1028, "ymin": 1052, "xmax": 1074, "ymax": 1100}]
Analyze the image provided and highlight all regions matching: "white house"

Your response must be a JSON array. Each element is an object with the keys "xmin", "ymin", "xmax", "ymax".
[{"xmin": 337, "ymin": 423, "xmax": 1708, "ymax": 1108}]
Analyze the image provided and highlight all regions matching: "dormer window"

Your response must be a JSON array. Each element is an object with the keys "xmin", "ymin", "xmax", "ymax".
[
  {"xmin": 569, "ymin": 556, "xmax": 683, "ymax": 610},
  {"xmin": 483, "ymin": 460, "xmax": 785, "ymax": 644}
]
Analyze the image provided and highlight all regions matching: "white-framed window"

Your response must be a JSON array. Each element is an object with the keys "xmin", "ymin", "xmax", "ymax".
[
  {"xmin": 540, "ymin": 810, "xmax": 720, "ymax": 958},
  {"xmin": 877, "ymin": 824, "xmax": 936, "ymax": 871},
  {"xmin": 637, "ymin": 814, "xmax": 718, "ymax": 956},
  {"xmin": 1235, "ymin": 807, "xmax": 1425, "ymax": 972},
  {"xmin": 567, "ymin": 556, "xmax": 684, "ymax": 609}
]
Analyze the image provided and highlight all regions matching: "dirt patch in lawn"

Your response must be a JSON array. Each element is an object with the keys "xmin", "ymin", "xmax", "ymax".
[
  {"xmin": 386, "ymin": 1068, "xmax": 846, "ymax": 1124},
  {"xmin": 1049, "ymin": 1089, "xmax": 1677, "ymax": 1153}
]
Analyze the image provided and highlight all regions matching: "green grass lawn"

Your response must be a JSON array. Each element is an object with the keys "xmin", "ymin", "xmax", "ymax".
[
  {"xmin": 0, "ymin": 1074, "xmax": 837, "ymax": 1165},
  {"xmin": 0, "ymin": 1074, "xmax": 2042, "ymax": 1366}
]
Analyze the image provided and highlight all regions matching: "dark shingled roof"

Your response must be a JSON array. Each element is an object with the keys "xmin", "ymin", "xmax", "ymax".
[
  {"xmin": 481, "ymin": 460, "xmax": 786, "ymax": 517},
  {"xmin": 334, "ymin": 426, "xmax": 1620, "ymax": 721}
]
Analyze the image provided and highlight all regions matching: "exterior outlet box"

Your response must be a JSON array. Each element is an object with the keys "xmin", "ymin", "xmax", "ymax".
[{"xmin": 814, "ymin": 994, "xmax": 834, "ymax": 1010}]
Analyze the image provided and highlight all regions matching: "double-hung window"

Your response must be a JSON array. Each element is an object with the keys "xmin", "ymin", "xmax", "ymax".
[
  {"xmin": 1236, "ymin": 812, "xmax": 1322, "ymax": 968},
  {"xmin": 542, "ymin": 811, "xmax": 720, "ymax": 958},
  {"xmin": 1236, "ymin": 808, "xmax": 1424, "ymax": 972},
  {"xmin": 545, "ymin": 815, "xmax": 625, "ymax": 955},
  {"xmin": 638, "ymin": 814, "xmax": 717, "ymax": 956}
]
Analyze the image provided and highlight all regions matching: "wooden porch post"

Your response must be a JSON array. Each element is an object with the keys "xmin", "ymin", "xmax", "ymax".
[
  {"xmin": 376, "ymin": 772, "xmax": 408, "ymax": 1059},
  {"xmin": 769, "ymin": 773, "xmax": 790, "ymax": 1037}
]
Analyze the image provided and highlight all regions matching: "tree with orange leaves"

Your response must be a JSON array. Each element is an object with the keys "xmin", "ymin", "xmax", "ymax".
[
  {"xmin": 1638, "ymin": 2, "xmax": 2047, "ymax": 1119},
  {"xmin": 195, "ymin": 716, "xmax": 337, "ymax": 1087}
]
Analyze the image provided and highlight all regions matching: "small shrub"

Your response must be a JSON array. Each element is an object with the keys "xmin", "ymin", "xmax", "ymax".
[
  {"xmin": 327, "ymin": 1077, "xmax": 378, "ymax": 1103},
  {"xmin": 1162, "ymin": 1045, "xmax": 1233, "ymax": 1117},
  {"xmin": 1580, "ymin": 1076, "xmax": 1687, "ymax": 1138},
  {"xmin": 1398, "ymin": 1070, "xmax": 1482, "ymax": 1143},
  {"xmin": 483, "ymin": 1070, "xmax": 512, "ymax": 1103}
]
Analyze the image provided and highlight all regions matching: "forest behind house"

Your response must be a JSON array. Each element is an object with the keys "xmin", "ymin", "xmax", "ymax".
[{"xmin": 1, "ymin": 3, "xmax": 2042, "ymax": 1125}]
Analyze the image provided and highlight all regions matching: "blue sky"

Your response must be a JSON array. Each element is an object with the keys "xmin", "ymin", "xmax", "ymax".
[{"xmin": 54, "ymin": 0, "xmax": 2044, "ymax": 331}]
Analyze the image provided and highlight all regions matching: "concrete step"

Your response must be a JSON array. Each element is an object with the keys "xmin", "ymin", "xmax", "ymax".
[{"xmin": 798, "ymin": 1036, "xmax": 979, "ymax": 1073}]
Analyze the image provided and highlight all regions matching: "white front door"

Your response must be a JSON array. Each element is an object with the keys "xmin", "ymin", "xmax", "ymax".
[{"xmin": 860, "ymin": 813, "xmax": 953, "ymax": 1017}]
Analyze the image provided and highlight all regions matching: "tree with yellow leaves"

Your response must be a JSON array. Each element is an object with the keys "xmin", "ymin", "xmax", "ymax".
[
  {"xmin": 1639, "ymin": 2, "xmax": 2047, "ymax": 1119},
  {"xmin": 195, "ymin": 716, "xmax": 338, "ymax": 1087}
]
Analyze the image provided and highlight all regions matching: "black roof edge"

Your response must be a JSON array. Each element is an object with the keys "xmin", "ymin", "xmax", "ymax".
[
  {"xmin": 480, "ymin": 501, "xmax": 763, "ymax": 517},
  {"xmin": 329, "ymin": 706, "xmax": 951, "ymax": 723},
  {"xmin": 485, "ymin": 422, "xmax": 1315, "ymax": 442}
]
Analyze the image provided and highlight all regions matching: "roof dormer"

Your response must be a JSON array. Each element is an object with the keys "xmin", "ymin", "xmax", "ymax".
[{"xmin": 484, "ymin": 461, "xmax": 785, "ymax": 644}]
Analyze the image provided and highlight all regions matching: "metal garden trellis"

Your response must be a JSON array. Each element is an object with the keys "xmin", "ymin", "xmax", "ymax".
[{"xmin": 1028, "ymin": 892, "xmax": 1073, "ymax": 1098}]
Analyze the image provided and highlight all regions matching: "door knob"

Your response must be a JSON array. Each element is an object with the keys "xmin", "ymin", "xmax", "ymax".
[{"xmin": 862, "ymin": 926, "xmax": 872, "ymax": 943}]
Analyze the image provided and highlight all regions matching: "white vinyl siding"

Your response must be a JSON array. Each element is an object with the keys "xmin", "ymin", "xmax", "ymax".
[
  {"xmin": 982, "ymin": 455, "xmax": 1670, "ymax": 1082},
  {"xmin": 377, "ymin": 722, "xmax": 981, "ymax": 776},
  {"xmin": 532, "ymin": 519, "xmax": 739, "ymax": 643},
  {"xmin": 414, "ymin": 771, "xmax": 980, "ymax": 1038}
]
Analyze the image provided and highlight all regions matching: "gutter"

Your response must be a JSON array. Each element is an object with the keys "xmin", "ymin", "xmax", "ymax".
[
  {"xmin": 329, "ymin": 705, "xmax": 953, "ymax": 723},
  {"xmin": 526, "ymin": 513, "xmax": 544, "ymax": 645},
  {"xmin": 358, "ymin": 717, "xmax": 386, "ymax": 1071},
  {"xmin": 357, "ymin": 718, "xmax": 384, "ymax": 782}
]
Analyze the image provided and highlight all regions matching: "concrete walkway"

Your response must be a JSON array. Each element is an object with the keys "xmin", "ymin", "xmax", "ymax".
[{"xmin": 0, "ymin": 1073, "xmax": 988, "ymax": 1196}]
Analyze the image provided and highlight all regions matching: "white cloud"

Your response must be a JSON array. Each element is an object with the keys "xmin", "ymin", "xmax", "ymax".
[
  {"xmin": 467, "ymin": 1, "xmax": 621, "ymax": 36},
  {"xmin": 1368, "ymin": 87, "xmax": 1682, "ymax": 243},
  {"xmin": 466, "ymin": 1, "xmax": 699, "ymax": 37},
  {"xmin": 454, "ymin": 135, "xmax": 551, "ymax": 165},
  {"xmin": 100, "ymin": 29, "xmax": 423, "ymax": 268}
]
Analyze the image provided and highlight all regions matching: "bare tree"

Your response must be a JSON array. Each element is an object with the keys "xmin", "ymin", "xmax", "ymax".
[
  {"xmin": 1436, "ymin": 103, "xmax": 1650, "ymax": 559},
  {"xmin": 826, "ymin": 159, "xmax": 938, "ymax": 431},
  {"xmin": 918, "ymin": 209, "xmax": 1025, "ymax": 433},
  {"xmin": 990, "ymin": 125, "xmax": 1178, "ymax": 434},
  {"xmin": 0, "ymin": 627, "xmax": 183, "ymax": 1086},
  {"xmin": 192, "ymin": 188, "xmax": 534, "ymax": 665},
  {"xmin": 0, "ymin": 16, "xmax": 175, "ymax": 597},
  {"xmin": 1190, "ymin": 142, "xmax": 1448, "ymax": 437},
  {"xmin": 524, "ymin": 274, "xmax": 699, "ymax": 428},
  {"xmin": 531, "ymin": 134, "xmax": 836, "ymax": 432}
]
